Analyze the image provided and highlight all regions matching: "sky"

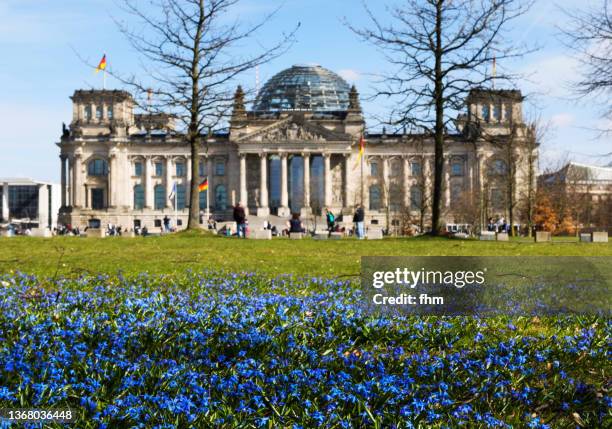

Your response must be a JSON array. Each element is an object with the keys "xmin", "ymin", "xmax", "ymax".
[{"xmin": 0, "ymin": 0, "xmax": 610, "ymax": 183}]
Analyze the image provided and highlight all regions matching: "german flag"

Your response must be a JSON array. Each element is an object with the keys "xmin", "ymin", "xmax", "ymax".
[
  {"xmin": 356, "ymin": 135, "xmax": 366, "ymax": 164},
  {"xmin": 198, "ymin": 178, "xmax": 209, "ymax": 192},
  {"xmin": 96, "ymin": 54, "xmax": 107, "ymax": 73}
]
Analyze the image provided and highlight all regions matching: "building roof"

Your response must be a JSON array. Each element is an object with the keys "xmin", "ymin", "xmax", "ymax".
[
  {"xmin": 0, "ymin": 177, "xmax": 58, "ymax": 186},
  {"xmin": 253, "ymin": 65, "xmax": 350, "ymax": 112},
  {"xmin": 541, "ymin": 162, "xmax": 612, "ymax": 184},
  {"xmin": 466, "ymin": 88, "xmax": 523, "ymax": 103}
]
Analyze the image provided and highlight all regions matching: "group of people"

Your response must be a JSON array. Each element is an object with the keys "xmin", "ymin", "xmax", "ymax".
[
  {"xmin": 230, "ymin": 203, "xmax": 367, "ymax": 239},
  {"xmin": 487, "ymin": 216, "xmax": 511, "ymax": 234}
]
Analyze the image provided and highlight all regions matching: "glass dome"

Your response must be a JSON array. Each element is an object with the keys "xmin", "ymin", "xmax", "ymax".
[{"xmin": 253, "ymin": 65, "xmax": 350, "ymax": 112}]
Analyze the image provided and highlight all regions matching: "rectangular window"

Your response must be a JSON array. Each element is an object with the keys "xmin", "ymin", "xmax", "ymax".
[
  {"xmin": 199, "ymin": 161, "xmax": 206, "ymax": 177},
  {"xmin": 134, "ymin": 162, "xmax": 143, "ymax": 176},
  {"xmin": 410, "ymin": 162, "xmax": 422, "ymax": 176},
  {"xmin": 154, "ymin": 219, "xmax": 162, "ymax": 228},
  {"xmin": 176, "ymin": 162, "xmax": 186, "ymax": 177},
  {"xmin": 107, "ymin": 105, "xmax": 114, "ymax": 120},
  {"xmin": 8, "ymin": 185, "xmax": 39, "ymax": 219},
  {"xmin": 155, "ymin": 162, "xmax": 163, "ymax": 177},
  {"xmin": 91, "ymin": 188, "xmax": 105, "ymax": 210},
  {"xmin": 85, "ymin": 105, "xmax": 92, "ymax": 121},
  {"xmin": 96, "ymin": 105, "xmax": 103, "ymax": 120},
  {"xmin": 177, "ymin": 185, "xmax": 186, "ymax": 209},
  {"xmin": 370, "ymin": 162, "xmax": 378, "ymax": 176},
  {"xmin": 451, "ymin": 161, "xmax": 464, "ymax": 176},
  {"xmin": 215, "ymin": 161, "xmax": 225, "ymax": 176}
]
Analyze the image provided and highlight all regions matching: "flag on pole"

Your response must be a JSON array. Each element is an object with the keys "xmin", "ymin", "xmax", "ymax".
[
  {"xmin": 96, "ymin": 54, "xmax": 107, "ymax": 73},
  {"xmin": 198, "ymin": 178, "xmax": 209, "ymax": 192},
  {"xmin": 356, "ymin": 135, "xmax": 366, "ymax": 165},
  {"xmin": 168, "ymin": 182, "xmax": 177, "ymax": 201}
]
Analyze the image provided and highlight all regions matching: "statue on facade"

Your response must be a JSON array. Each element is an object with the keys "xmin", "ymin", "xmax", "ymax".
[{"xmin": 62, "ymin": 122, "xmax": 70, "ymax": 138}]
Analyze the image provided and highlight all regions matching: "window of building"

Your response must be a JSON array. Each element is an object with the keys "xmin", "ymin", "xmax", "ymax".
[
  {"xmin": 451, "ymin": 160, "xmax": 464, "ymax": 176},
  {"xmin": 493, "ymin": 104, "xmax": 502, "ymax": 121},
  {"xmin": 493, "ymin": 159, "xmax": 508, "ymax": 175},
  {"xmin": 389, "ymin": 185, "xmax": 402, "ymax": 212},
  {"xmin": 199, "ymin": 190, "xmax": 208, "ymax": 210},
  {"xmin": 410, "ymin": 186, "xmax": 422, "ymax": 211},
  {"xmin": 199, "ymin": 160, "xmax": 207, "ymax": 177},
  {"xmin": 154, "ymin": 162, "xmax": 163, "ymax": 177},
  {"xmin": 411, "ymin": 161, "xmax": 422, "ymax": 177},
  {"xmin": 133, "ymin": 185, "xmax": 145, "ymax": 209},
  {"xmin": 85, "ymin": 105, "xmax": 92, "ymax": 121},
  {"xmin": 154, "ymin": 185, "xmax": 165, "ymax": 210},
  {"xmin": 8, "ymin": 186, "xmax": 39, "ymax": 219},
  {"xmin": 107, "ymin": 105, "xmax": 114, "ymax": 120},
  {"xmin": 504, "ymin": 104, "xmax": 512, "ymax": 121},
  {"xmin": 175, "ymin": 162, "xmax": 186, "ymax": 177},
  {"xmin": 215, "ymin": 185, "xmax": 227, "ymax": 210},
  {"xmin": 87, "ymin": 159, "xmax": 108, "ymax": 176},
  {"xmin": 215, "ymin": 161, "xmax": 225, "ymax": 176},
  {"xmin": 96, "ymin": 105, "xmax": 103, "ymax": 120},
  {"xmin": 176, "ymin": 184, "xmax": 186, "ymax": 209},
  {"xmin": 491, "ymin": 188, "xmax": 504, "ymax": 209},
  {"xmin": 134, "ymin": 161, "xmax": 143, "ymax": 177},
  {"xmin": 391, "ymin": 160, "xmax": 402, "ymax": 177},
  {"xmin": 370, "ymin": 161, "xmax": 379, "ymax": 176},
  {"xmin": 451, "ymin": 184, "xmax": 463, "ymax": 206},
  {"xmin": 369, "ymin": 185, "xmax": 381, "ymax": 210},
  {"xmin": 482, "ymin": 104, "xmax": 490, "ymax": 121},
  {"xmin": 154, "ymin": 219, "xmax": 162, "ymax": 228},
  {"xmin": 91, "ymin": 188, "xmax": 105, "ymax": 210}
]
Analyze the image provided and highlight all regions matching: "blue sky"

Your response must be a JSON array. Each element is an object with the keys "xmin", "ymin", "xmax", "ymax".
[{"xmin": 0, "ymin": 0, "xmax": 610, "ymax": 182}]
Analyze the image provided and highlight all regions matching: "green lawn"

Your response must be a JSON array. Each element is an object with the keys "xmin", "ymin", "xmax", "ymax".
[{"xmin": 1, "ymin": 231, "xmax": 610, "ymax": 277}]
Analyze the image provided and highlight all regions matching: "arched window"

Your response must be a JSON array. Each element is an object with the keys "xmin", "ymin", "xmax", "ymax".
[
  {"xmin": 369, "ymin": 185, "xmax": 381, "ymax": 210},
  {"xmin": 410, "ymin": 186, "xmax": 422, "ymax": 211},
  {"xmin": 133, "ymin": 185, "xmax": 145, "ymax": 209},
  {"xmin": 154, "ymin": 185, "xmax": 165, "ymax": 210},
  {"xmin": 176, "ymin": 184, "xmax": 186, "ymax": 209},
  {"xmin": 215, "ymin": 185, "xmax": 227, "ymax": 210},
  {"xmin": 199, "ymin": 190, "xmax": 208, "ymax": 210},
  {"xmin": 87, "ymin": 159, "xmax": 108, "ymax": 176},
  {"xmin": 493, "ymin": 159, "xmax": 508, "ymax": 175}
]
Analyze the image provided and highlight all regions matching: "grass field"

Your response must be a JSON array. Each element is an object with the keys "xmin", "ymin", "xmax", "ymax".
[{"xmin": 1, "ymin": 232, "xmax": 611, "ymax": 277}]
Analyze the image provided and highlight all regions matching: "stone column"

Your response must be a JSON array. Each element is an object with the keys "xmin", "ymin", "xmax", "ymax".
[
  {"xmin": 382, "ymin": 157, "xmax": 389, "ymax": 210},
  {"xmin": 257, "ymin": 154, "xmax": 269, "ymax": 216},
  {"xmin": 239, "ymin": 154, "xmax": 247, "ymax": 207},
  {"xmin": 207, "ymin": 157, "xmax": 213, "ymax": 210},
  {"xmin": 1, "ymin": 182, "xmax": 9, "ymax": 221},
  {"xmin": 186, "ymin": 157, "xmax": 192, "ymax": 205},
  {"xmin": 323, "ymin": 153, "xmax": 332, "ymax": 208},
  {"xmin": 145, "ymin": 157, "xmax": 153, "ymax": 208},
  {"xmin": 403, "ymin": 156, "xmax": 410, "ymax": 208},
  {"xmin": 165, "ymin": 156, "xmax": 173, "ymax": 209},
  {"xmin": 278, "ymin": 153, "xmax": 290, "ymax": 217},
  {"xmin": 60, "ymin": 155, "xmax": 67, "ymax": 207},
  {"xmin": 73, "ymin": 153, "xmax": 83, "ymax": 208},
  {"xmin": 343, "ymin": 154, "xmax": 351, "ymax": 209},
  {"xmin": 444, "ymin": 156, "xmax": 451, "ymax": 208},
  {"xmin": 67, "ymin": 158, "xmax": 73, "ymax": 207},
  {"xmin": 108, "ymin": 153, "xmax": 117, "ymax": 208},
  {"xmin": 301, "ymin": 153, "xmax": 311, "ymax": 216},
  {"xmin": 423, "ymin": 155, "xmax": 432, "ymax": 208}
]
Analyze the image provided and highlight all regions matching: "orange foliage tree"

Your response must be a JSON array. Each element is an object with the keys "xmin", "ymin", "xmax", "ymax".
[{"xmin": 534, "ymin": 192, "xmax": 558, "ymax": 232}]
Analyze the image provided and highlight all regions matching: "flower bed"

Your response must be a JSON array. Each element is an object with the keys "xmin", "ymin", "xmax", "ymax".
[{"xmin": 0, "ymin": 271, "xmax": 609, "ymax": 428}]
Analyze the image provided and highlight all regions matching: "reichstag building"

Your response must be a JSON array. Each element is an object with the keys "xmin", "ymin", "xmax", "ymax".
[{"xmin": 57, "ymin": 64, "xmax": 535, "ymax": 231}]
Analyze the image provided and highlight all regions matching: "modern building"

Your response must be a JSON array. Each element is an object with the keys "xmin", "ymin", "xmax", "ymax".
[
  {"xmin": 57, "ymin": 64, "xmax": 536, "ymax": 232},
  {"xmin": 0, "ymin": 178, "xmax": 60, "ymax": 229},
  {"xmin": 539, "ymin": 162, "xmax": 612, "ymax": 229}
]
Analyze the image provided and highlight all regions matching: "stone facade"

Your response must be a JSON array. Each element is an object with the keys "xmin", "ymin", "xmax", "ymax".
[{"xmin": 57, "ymin": 67, "xmax": 537, "ymax": 232}]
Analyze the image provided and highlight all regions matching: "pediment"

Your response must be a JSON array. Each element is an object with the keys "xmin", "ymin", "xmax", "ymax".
[{"xmin": 235, "ymin": 117, "xmax": 351, "ymax": 143}]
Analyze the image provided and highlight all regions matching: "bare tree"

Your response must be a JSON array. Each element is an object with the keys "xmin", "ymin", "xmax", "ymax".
[
  {"xmin": 561, "ymin": 0, "xmax": 612, "ymax": 126},
  {"xmin": 112, "ymin": 0, "xmax": 297, "ymax": 229},
  {"xmin": 348, "ymin": 0, "xmax": 534, "ymax": 235}
]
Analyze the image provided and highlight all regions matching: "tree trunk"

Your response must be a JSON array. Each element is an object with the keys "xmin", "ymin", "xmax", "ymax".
[{"xmin": 430, "ymin": 0, "xmax": 444, "ymax": 236}]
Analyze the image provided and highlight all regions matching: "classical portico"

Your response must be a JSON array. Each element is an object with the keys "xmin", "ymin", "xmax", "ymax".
[{"xmin": 57, "ymin": 65, "xmax": 535, "ymax": 233}]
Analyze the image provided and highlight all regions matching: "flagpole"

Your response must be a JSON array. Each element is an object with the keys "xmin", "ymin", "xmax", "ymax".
[
  {"xmin": 103, "ymin": 70, "xmax": 106, "ymax": 90},
  {"xmin": 206, "ymin": 176, "xmax": 209, "ymax": 216},
  {"xmin": 174, "ymin": 185, "xmax": 178, "ymax": 231}
]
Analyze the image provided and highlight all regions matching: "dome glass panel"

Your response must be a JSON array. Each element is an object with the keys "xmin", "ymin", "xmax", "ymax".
[{"xmin": 254, "ymin": 65, "xmax": 350, "ymax": 112}]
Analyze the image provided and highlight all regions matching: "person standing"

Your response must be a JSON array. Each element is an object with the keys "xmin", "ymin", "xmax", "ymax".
[
  {"xmin": 233, "ymin": 202, "xmax": 247, "ymax": 238},
  {"xmin": 325, "ymin": 208, "xmax": 336, "ymax": 233},
  {"xmin": 353, "ymin": 205, "xmax": 365, "ymax": 239}
]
